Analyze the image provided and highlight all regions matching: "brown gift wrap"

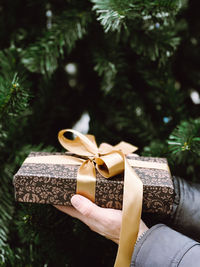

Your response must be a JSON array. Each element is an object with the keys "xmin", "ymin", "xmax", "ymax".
[{"xmin": 13, "ymin": 151, "xmax": 174, "ymax": 215}]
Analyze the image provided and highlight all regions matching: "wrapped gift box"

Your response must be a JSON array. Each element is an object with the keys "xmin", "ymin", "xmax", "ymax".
[{"xmin": 13, "ymin": 152, "xmax": 174, "ymax": 215}]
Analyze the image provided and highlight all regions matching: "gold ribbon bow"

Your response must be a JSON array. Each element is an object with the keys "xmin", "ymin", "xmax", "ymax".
[
  {"xmin": 58, "ymin": 129, "xmax": 143, "ymax": 267},
  {"xmin": 24, "ymin": 128, "xmax": 143, "ymax": 266}
]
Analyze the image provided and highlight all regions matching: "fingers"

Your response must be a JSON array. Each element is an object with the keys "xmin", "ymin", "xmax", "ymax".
[
  {"xmin": 54, "ymin": 195, "xmax": 102, "ymax": 222},
  {"xmin": 71, "ymin": 195, "xmax": 101, "ymax": 220},
  {"xmin": 54, "ymin": 195, "xmax": 122, "ymax": 244}
]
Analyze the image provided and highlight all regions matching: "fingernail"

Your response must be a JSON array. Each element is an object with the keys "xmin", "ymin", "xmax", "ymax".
[{"xmin": 71, "ymin": 195, "xmax": 82, "ymax": 208}]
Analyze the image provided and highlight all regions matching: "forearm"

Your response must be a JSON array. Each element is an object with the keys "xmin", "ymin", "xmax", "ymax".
[
  {"xmin": 169, "ymin": 176, "xmax": 200, "ymax": 241},
  {"xmin": 131, "ymin": 224, "xmax": 200, "ymax": 267}
]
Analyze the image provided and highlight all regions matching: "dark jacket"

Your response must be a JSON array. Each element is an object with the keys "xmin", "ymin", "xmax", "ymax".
[{"xmin": 131, "ymin": 176, "xmax": 200, "ymax": 266}]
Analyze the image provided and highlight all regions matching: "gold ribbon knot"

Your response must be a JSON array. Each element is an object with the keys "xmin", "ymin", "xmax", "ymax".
[{"xmin": 58, "ymin": 129, "xmax": 143, "ymax": 267}]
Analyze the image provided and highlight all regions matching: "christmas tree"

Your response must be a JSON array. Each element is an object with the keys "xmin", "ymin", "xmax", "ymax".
[{"xmin": 1, "ymin": 0, "xmax": 200, "ymax": 266}]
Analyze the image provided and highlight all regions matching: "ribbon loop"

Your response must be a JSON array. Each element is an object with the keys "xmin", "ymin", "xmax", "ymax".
[
  {"xmin": 114, "ymin": 141, "xmax": 138, "ymax": 155},
  {"xmin": 58, "ymin": 129, "xmax": 99, "ymax": 156},
  {"xmin": 95, "ymin": 151, "xmax": 124, "ymax": 178}
]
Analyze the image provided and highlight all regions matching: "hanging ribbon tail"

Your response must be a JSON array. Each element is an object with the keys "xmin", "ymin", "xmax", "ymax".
[
  {"xmin": 77, "ymin": 160, "xmax": 96, "ymax": 203},
  {"xmin": 114, "ymin": 153, "xmax": 143, "ymax": 267}
]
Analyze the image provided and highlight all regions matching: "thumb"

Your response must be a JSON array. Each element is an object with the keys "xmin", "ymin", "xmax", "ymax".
[{"xmin": 71, "ymin": 194, "xmax": 100, "ymax": 219}]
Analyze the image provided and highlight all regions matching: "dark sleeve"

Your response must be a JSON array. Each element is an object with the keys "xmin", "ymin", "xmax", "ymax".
[
  {"xmin": 131, "ymin": 224, "xmax": 200, "ymax": 267},
  {"xmin": 170, "ymin": 176, "xmax": 200, "ymax": 241}
]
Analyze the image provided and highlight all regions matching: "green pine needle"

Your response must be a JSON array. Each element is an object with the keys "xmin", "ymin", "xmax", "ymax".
[
  {"xmin": 21, "ymin": 10, "xmax": 91, "ymax": 76},
  {"xmin": 168, "ymin": 119, "xmax": 200, "ymax": 155},
  {"xmin": 91, "ymin": 0, "xmax": 183, "ymax": 33},
  {"xmin": 0, "ymin": 74, "xmax": 29, "ymax": 121}
]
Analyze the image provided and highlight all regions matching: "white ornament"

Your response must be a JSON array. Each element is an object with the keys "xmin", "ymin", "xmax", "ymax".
[
  {"xmin": 190, "ymin": 90, "xmax": 200, "ymax": 104},
  {"xmin": 65, "ymin": 63, "xmax": 77, "ymax": 75}
]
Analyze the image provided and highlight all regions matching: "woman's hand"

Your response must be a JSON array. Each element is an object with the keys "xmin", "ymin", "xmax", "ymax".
[{"xmin": 54, "ymin": 194, "xmax": 148, "ymax": 244}]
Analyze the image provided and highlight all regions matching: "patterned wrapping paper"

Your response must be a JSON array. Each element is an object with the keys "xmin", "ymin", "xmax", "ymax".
[{"xmin": 13, "ymin": 152, "xmax": 174, "ymax": 215}]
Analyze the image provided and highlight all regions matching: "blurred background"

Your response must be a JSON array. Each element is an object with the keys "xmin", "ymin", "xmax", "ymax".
[{"xmin": 1, "ymin": 0, "xmax": 200, "ymax": 266}]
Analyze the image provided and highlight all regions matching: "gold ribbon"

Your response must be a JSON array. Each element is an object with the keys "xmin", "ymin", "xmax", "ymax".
[
  {"xmin": 59, "ymin": 129, "xmax": 142, "ymax": 267},
  {"xmin": 24, "ymin": 129, "xmax": 169, "ymax": 267}
]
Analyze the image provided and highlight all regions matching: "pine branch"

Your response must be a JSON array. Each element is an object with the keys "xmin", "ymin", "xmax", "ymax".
[
  {"xmin": 129, "ymin": 28, "xmax": 180, "ymax": 65},
  {"xmin": 0, "ymin": 143, "xmax": 56, "ymax": 265},
  {"xmin": 94, "ymin": 49, "xmax": 125, "ymax": 93},
  {"xmin": 91, "ymin": 0, "xmax": 183, "ymax": 65},
  {"xmin": 0, "ymin": 74, "xmax": 29, "ymax": 122},
  {"xmin": 168, "ymin": 119, "xmax": 200, "ymax": 155},
  {"xmin": 21, "ymin": 10, "xmax": 91, "ymax": 76},
  {"xmin": 91, "ymin": 0, "xmax": 184, "ymax": 33},
  {"xmin": 0, "ymin": 166, "xmax": 15, "ymax": 265},
  {"xmin": 0, "ymin": 64, "xmax": 30, "ymax": 264},
  {"xmin": 0, "ymin": 48, "xmax": 19, "ymax": 80}
]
